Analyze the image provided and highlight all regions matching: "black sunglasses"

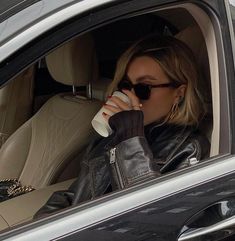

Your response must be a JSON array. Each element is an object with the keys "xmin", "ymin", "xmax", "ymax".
[{"xmin": 118, "ymin": 79, "xmax": 180, "ymax": 100}]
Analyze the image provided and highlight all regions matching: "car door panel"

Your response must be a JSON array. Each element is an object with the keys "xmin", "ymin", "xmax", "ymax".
[{"xmin": 62, "ymin": 171, "xmax": 235, "ymax": 241}]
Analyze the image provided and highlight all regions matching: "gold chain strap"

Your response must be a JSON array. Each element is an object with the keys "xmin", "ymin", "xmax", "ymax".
[
  {"xmin": 0, "ymin": 178, "xmax": 19, "ymax": 183},
  {"xmin": 0, "ymin": 178, "xmax": 34, "ymax": 197},
  {"xmin": 7, "ymin": 185, "xmax": 34, "ymax": 197},
  {"xmin": 7, "ymin": 183, "xmax": 21, "ymax": 195}
]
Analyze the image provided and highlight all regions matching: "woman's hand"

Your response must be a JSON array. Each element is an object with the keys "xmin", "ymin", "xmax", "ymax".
[{"xmin": 102, "ymin": 89, "xmax": 142, "ymax": 122}]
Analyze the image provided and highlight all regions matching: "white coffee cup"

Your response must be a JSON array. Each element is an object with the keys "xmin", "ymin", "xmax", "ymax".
[{"xmin": 91, "ymin": 91, "xmax": 131, "ymax": 137}]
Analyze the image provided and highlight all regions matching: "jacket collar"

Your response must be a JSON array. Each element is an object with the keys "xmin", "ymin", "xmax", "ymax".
[{"xmin": 144, "ymin": 122, "xmax": 195, "ymax": 145}]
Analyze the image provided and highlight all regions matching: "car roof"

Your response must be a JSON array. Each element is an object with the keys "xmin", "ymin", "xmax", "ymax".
[{"xmin": 0, "ymin": 0, "xmax": 41, "ymax": 23}]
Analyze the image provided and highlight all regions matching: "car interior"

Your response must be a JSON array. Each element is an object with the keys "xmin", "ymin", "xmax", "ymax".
[{"xmin": 0, "ymin": 3, "xmax": 221, "ymax": 231}]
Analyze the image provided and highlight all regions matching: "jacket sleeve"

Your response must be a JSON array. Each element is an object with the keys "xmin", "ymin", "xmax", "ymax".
[
  {"xmin": 108, "ymin": 136, "xmax": 161, "ymax": 189},
  {"xmin": 33, "ymin": 189, "xmax": 75, "ymax": 218},
  {"xmin": 107, "ymin": 110, "xmax": 159, "ymax": 189}
]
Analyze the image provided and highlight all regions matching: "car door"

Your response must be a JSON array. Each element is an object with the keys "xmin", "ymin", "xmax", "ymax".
[{"xmin": 0, "ymin": 0, "xmax": 234, "ymax": 240}]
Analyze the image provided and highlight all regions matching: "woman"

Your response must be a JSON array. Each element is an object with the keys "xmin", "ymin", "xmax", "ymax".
[{"xmin": 35, "ymin": 35, "xmax": 210, "ymax": 217}]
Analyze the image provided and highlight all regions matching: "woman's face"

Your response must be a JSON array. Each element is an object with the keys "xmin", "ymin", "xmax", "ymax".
[{"xmin": 126, "ymin": 56, "xmax": 185, "ymax": 125}]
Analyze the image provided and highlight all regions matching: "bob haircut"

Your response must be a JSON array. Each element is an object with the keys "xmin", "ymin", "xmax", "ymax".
[{"xmin": 107, "ymin": 35, "xmax": 206, "ymax": 126}]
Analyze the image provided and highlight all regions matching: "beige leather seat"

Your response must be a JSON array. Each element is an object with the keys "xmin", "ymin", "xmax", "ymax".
[
  {"xmin": 0, "ymin": 33, "xmax": 102, "ymax": 189},
  {"xmin": 0, "ymin": 67, "xmax": 34, "ymax": 147}
]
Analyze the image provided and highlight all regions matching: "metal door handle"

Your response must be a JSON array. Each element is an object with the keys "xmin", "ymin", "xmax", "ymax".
[
  {"xmin": 178, "ymin": 198, "xmax": 235, "ymax": 241},
  {"xmin": 178, "ymin": 215, "xmax": 235, "ymax": 240}
]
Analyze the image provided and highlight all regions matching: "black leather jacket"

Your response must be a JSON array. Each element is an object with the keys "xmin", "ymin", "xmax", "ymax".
[{"xmin": 35, "ymin": 119, "xmax": 210, "ymax": 218}]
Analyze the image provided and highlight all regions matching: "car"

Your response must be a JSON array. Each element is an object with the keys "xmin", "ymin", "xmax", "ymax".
[{"xmin": 0, "ymin": 0, "xmax": 234, "ymax": 240}]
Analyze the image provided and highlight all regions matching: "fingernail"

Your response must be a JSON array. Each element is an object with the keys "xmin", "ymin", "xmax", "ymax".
[
  {"xmin": 108, "ymin": 96, "xmax": 112, "ymax": 98},
  {"xmin": 102, "ymin": 112, "xmax": 107, "ymax": 116}
]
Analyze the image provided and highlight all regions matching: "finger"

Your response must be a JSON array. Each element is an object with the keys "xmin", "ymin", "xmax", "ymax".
[
  {"xmin": 122, "ymin": 89, "xmax": 142, "ymax": 110},
  {"xmin": 103, "ymin": 103, "xmax": 121, "ymax": 114},
  {"xmin": 108, "ymin": 96, "xmax": 131, "ymax": 111}
]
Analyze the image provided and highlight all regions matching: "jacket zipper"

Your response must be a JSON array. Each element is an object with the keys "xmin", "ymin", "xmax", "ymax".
[{"xmin": 110, "ymin": 148, "xmax": 124, "ymax": 189}]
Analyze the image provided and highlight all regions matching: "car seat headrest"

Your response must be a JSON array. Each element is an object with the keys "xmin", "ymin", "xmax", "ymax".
[
  {"xmin": 46, "ymin": 33, "xmax": 98, "ymax": 87},
  {"xmin": 175, "ymin": 25, "xmax": 205, "ymax": 57}
]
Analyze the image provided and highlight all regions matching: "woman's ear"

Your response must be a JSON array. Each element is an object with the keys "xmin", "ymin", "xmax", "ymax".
[{"xmin": 175, "ymin": 84, "xmax": 186, "ymax": 103}]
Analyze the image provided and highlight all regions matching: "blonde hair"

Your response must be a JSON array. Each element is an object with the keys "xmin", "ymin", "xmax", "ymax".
[{"xmin": 107, "ymin": 35, "xmax": 206, "ymax": 126}]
